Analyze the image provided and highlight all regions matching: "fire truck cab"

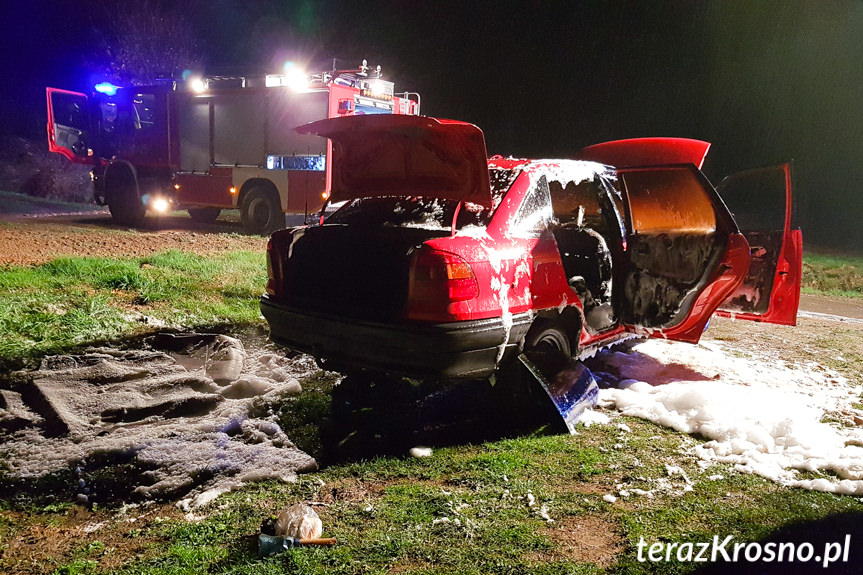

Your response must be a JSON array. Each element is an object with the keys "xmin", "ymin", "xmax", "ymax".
[{"xmin": 47, "ymin": 62, "xmax": 420, "ymax": 234}]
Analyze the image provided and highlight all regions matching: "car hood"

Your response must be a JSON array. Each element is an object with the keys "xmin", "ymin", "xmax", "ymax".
[
  {"xmin": 296, "ymin": 115, "xmax": 492, "ymax": 206},
  {"xmin": 575, "ymin": 137, "xmax": 711, "ymax": 170}
]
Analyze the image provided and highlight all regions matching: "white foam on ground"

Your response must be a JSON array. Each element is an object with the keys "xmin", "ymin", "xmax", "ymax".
[
  {"xmin": 0, "ymin": 335, "xmax": 323, "ymax": 508},
  {"xmin": 593, "ymin": 339, "xmax": 863, "ymax": 494}
]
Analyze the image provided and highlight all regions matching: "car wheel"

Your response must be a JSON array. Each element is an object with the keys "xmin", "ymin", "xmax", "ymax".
[
  {"xmin": 494, "ymin": 321, "xmax": 573, "ymax": 429},
  {"xmin": 240, "ymin": 186, "xmax": 282, "ymax": 235},
  {"xmin": 107, "ymin": 170, "xmax": 146, "ymax": 227},
  {"xmin": 522, "ymin": 321, "xmax": 572, "ymax": 377},
  {"xmin": 187, "ymin": 207, "xmax": 222, "ymax": 223}
]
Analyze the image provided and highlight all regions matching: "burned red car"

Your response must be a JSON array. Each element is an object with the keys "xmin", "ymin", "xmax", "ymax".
[{"xmin": 260, "ymin": 115, "xmax": 801, "ymax": 394}]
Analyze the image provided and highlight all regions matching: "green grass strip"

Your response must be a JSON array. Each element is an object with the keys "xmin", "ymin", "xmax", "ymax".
[
  {"xmin": 0, "ymin": 249, "xmax": 267, "ymax": 364},
  {"xmin": 803, "ymin": 252, "xmax": 863, "ymax": 298}
]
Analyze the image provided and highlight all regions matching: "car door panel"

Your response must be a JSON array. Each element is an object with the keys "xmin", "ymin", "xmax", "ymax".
[
  {"xmin": 617, "ymin": 165, "xmax": 749, "ymax": 341},
  {"xmin": 715, "ymin": 164, "xmax": 801, "ymax": 325}
]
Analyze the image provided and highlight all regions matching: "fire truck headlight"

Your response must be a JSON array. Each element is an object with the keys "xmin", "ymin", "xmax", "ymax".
[
  {"xmin": 191, "ymin": 78, "xmax": 206, "ymax": 93},
  {"xmin": 151, "ymin": 197, "xmax": 170, "ymax": 213}
]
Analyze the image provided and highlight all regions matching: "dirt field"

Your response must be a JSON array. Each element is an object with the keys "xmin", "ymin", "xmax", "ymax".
[{"xmin": 0, "ymin": 211, "xmax": 266, "ymax": 267}]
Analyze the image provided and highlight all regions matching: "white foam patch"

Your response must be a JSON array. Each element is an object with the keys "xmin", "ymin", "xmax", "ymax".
[
  {"xmin": 594, "ymin": 339, "xmax": 863, "ymax": 494},
  {"xmin": 0, "ymin": 334, "xmax": 322, "ymax": 508}
]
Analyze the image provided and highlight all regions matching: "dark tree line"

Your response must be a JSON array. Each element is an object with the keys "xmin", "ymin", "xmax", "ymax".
[{"xmin": 92, "ymin": 1, "xmax": 203, "ymax": 85}]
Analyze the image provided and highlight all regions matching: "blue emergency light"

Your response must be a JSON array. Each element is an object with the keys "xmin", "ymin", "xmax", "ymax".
[{"xmin": 95, "ymin": 82, "xmax": 120, "ymax": 96}]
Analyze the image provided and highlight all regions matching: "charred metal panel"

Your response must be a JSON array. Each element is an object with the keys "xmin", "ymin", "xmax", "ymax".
[
  {"xmin": 617, "ymin": 165, "xmax": 728, "ymax": 329},
  {"xmin": 716, "ymin": 164, "xmax": 801, "ymax": 324},
  {"xmin": 721, "ymin": 231, "xmax": 783, "ymax": 314},
  {"xmin": 279, "ymin": 225, "xmax": 448, "ymax": 321},
  {"xmin": 518, "ymin": 355, "xmax": 598, "ymax": 434},
  {"xmin": 621, "ymin": 168, "xmax": 717, "ymax": 234}
]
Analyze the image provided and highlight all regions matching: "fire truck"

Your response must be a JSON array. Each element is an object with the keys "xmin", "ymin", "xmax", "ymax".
[{"xmin": 46, "ymin": 61, "xmax": 420, "ymax": 234}]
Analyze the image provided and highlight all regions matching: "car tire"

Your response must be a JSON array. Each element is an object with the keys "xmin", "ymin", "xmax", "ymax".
[
  {"xmin": 522, "ymin": 321, "xmax": 572, "ymax": 374},
  {"xmin": 107, "ymin": 169, "xmax": 145, "ymax": 227},
  {"xmin": 240, "ymin": 186, "xmax": 282, "ymax": 235},
  {"xmin": 187, "ymin": 207, "xmax": 222, "ymax": 223},
  {"xmin": 494, "ymin": 320, "xmax": 573, "ymax": 429}
]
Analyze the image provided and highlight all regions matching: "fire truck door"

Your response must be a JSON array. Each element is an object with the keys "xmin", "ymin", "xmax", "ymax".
[{"xmin": 47, "ymin": 88, "xmax": 92, "ymax": 164}]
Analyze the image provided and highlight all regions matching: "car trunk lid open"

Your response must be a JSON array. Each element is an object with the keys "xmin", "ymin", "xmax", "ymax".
[{"xmin": 296, "ymin": 115, "xmax": 493, "ymax": 207}]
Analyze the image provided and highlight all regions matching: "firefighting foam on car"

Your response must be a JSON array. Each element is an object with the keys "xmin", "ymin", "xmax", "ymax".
[
  {"xmin": 259, "ymin": 114, "xmax": 802, "ymax": 433},
  {"xmin": 46, "ymin": 61, "xmax": 420, "ymax": 234}
]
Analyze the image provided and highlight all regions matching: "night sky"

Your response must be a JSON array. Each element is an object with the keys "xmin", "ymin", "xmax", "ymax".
[{"xmin": 2, "ymin": 0, "xmax": 861, "ymax": 250}]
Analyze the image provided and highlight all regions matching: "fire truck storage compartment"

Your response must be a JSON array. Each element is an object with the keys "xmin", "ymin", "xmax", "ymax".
[{"xmin": 176, "ymin": 88, "xmax": 328, "ymax": 173}]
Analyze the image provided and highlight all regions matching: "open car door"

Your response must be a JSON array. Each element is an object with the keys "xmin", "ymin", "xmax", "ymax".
[
  {"xmin": 46, "ymin": 88, "xmax": 92, "ymax": 164},
  {"xmin": 615, "ymin": 165, "xmax": 751, "ymax": 343},
  {"xmin": 715, "ymin": 164, "xmax": 802, "ymax": 325}
]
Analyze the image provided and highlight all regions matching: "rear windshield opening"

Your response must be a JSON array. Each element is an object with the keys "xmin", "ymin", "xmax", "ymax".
[
  {"xmin": 325, "ymin": 196, "xmax": 493, "ymax": 231},
  {"xmin": 324, "ymin": 168, "xmax": 516, "ymax": 231}
]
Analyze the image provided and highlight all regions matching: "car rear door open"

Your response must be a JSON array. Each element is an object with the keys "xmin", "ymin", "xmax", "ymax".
[{"xmin": 616, "ymin": 164, "xmax": 750, "ymax": 343}]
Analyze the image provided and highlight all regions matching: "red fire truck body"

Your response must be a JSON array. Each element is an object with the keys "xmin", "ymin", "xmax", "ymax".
[{"xmin": 47, "ymin": 64, "xmax": 420, "ymax": 233}]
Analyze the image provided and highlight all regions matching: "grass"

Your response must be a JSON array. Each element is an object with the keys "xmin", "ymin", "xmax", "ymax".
[
  {"xmin": 1, "ymin": 246, "xmax": 862, "ymax": 573},
  {"xmin": 802, "ymin": 252, "xmax": 863, "ymax": 298},
  {"xmin": 0, "ymin": 249, "xmax": 267, "ymax": 368},
  {"xmin": 0, "ymin": 247, "xmax": 856, "ymax": 371},
  {"xmin": 7, "ymin": 418, "xmax": 862, "ymax": 574}
]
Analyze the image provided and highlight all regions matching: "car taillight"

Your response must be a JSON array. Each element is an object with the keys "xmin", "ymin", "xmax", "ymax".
[{"xmin": 408, "ymin": 247, "xmax": 478, "ymax": 320}]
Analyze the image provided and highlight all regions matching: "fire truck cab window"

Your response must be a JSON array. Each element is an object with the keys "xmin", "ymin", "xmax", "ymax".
[
  {"xmin": 133, "ymin": 93, "xmax": 157, "ymax": 130},
  {"xmin": 51, "ymin": 92, "xmax": 88, "ymax": 132}
]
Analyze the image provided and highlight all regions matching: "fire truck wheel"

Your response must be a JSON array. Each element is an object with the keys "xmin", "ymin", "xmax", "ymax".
[
  {"xmin": 187, "ymin": 207, "xmax": 222, "ymax": 223},
  {"xmin": 107, "ymin": 171, "xmax": 146, "ymax": 227},
  {"xmin": 241, "ymin": 187, "xmax": 282, "ymax": 235}
]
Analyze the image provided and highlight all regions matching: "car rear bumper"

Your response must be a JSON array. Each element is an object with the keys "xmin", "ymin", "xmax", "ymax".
[{"xmin": 260, "ymin": 296, "xmax": 532, "ymax": 380}]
